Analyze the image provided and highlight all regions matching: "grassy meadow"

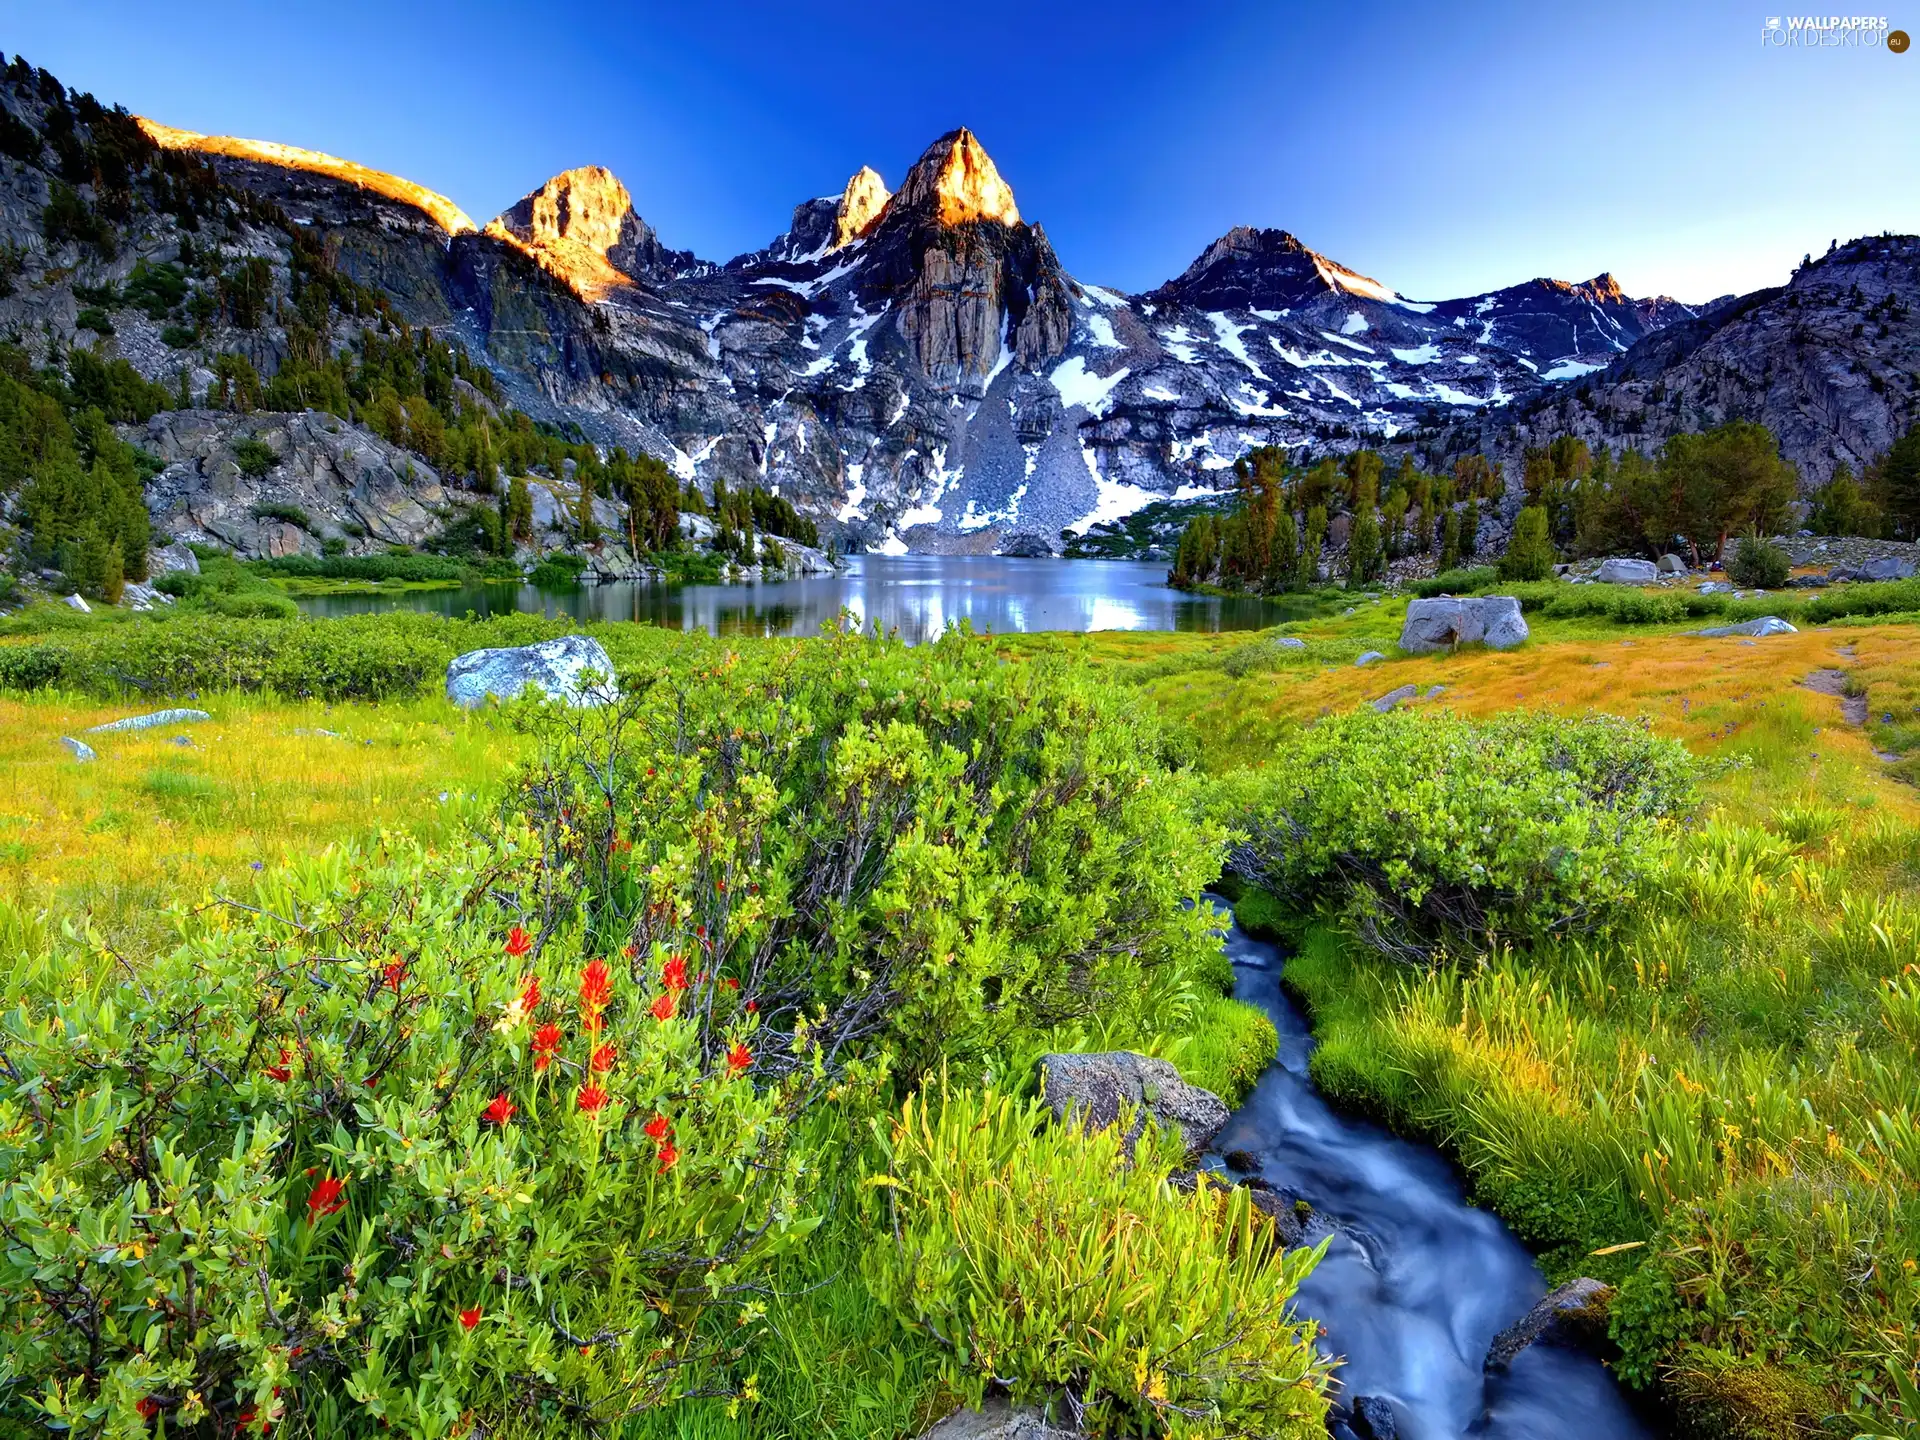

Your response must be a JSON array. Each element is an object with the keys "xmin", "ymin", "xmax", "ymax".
[{"xmin": 0, "ymin": 582, "xmax": 1917, "ymax": 1438}]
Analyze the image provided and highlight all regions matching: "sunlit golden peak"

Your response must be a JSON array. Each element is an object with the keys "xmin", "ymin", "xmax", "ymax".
[
  {"xmin": 894, "ymin": 129, "xmax": 1020, "ymax": 228},
  {"xmin": 134, "ymin": 118, "xmax": 476, "ymax": 235},
  {"xmin": 831, "ymin": 166, "xmax": 891, "ymax": 248},
  {"xmin": 484, "ymin": 166, "xmax": 656, "ymax": 300}
]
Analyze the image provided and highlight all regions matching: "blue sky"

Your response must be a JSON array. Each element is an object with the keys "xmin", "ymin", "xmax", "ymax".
[{"xmin": 5, "ymin": 0, "xmax": 1916, "ymax": 302}]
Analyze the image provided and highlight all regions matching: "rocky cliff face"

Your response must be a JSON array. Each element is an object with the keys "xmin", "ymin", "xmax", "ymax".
[
  {"xmin": 1445, "ymin": 235, "xmax": 1920, "ymax": 486},
  {"xmin": 485, "ymin": 165, "xmax": 702, "ymax": 296}
]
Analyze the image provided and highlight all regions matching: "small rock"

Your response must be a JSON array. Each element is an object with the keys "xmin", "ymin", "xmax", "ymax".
[
  {"xmin": 1694, "ymin": 616, "xmax": 1797, "ymax": 638},
  {"xmin": 1036, "ymin": 1051, "xmax": 1230, "ymax": 1158},
  {"xmin": 446, "ymin": 634, "xmax": 619, "ymax": 709},
  {"xmin": 1273, "ymin": 636, "xmax": 1307, "ymax": 649},
  {"xmin": 1656, "ymin": 553, "xmax": 1688, "ymax": 575},
  {"xmin": 170, "ymin": 736, "xmax": 193, "ymax": 747},
  {"xmin": 1223, "ymin": 1148, "xmax": 1260, "ymax": 1173},
  {"xmin": 1424, "ymin": 685, "xmax": 1447, "ymax": 699},
  {"xmin": 86, "ymin": 708, "xmax": 213, "ymax": 735},
  {"xmin": 1371, "ymin": 683, "xmax": 1419, "ymax": 713},
  {"xmin": 1351, "ymin": 1394, "xmax": 1398, "ymax": 1440},
  {"xmin": 1355, "ymin": 651, "xmax": 1385, "ymax": 666},
  {"xmin": 1596, "ymin": 557, "xmax": 1659, "ymax": 584},
  {"xmin": 1486, "ymin": 1277, "xmax": 1615, "ymax": 1371},
  {"xmin": 63, "ymin": 593, "xmax": 91, "ymax": 612},
  {"xmin": 1244, "ymin": 1186, "xmax": 1309, "ymax": 1250},
  {"xmin": 1697, "ymin": 580, "xmax": 1730, "ymax": 594},
  {"xmin": 60, "ymin": 736, "xmax": 96, "ymax": 762},
  {"xmin": 917, "ymin": 1398, "xmax": 1071, "ymax": 1440},
  {"xmin": 1859, "ymin": 556, "xmax": 1917, "ymax": 582}
]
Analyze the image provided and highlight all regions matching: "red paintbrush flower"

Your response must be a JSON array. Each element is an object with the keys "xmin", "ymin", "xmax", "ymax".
[
  {"xmin": 590, "ymin": 1042, "xmax": 617, "ymax": 1073},
  {"xmin": 265, "ymin": 1047, "xmax": 292, "ymax": 1083},
  {"xmin": 531, "ymin": 1021, "xmax": 562, "ymax": 1072},
  {"xmin": 576, "ymin": 1083, "xmax": 609, "ymax": 1113},
  {"xmin": 458, "ymin": 1305, "xmax": 482, "ymax": 1330},
  {"xmin": 383, "ymin": 960, "xmax": 406, "ymax": 994},
  {"xmin": 622, "ymin": 942, "xmax": 638, "ymax": 960},
  {"xmin": 644, "ymin": 1113, "xmax": 670, "ymax": 1141},
  {"xmin": 726, "ymin": 1041, "xmax": 753, "ymax": 1074},
  {"xmin": 137, "ymin": 1396, "xmax": 159, "ymax": 1420},
  {"xmin": 482, "ymin": 1092, "xmax": 515, "ymax": 1128},
  {"xmin": 519, "ymin": 974, "xmax": 541, "ymax": 1012},
  {"xmin": 650, "ymin": 992, "xmax": 675, "ymax": 1022},
  {"xmin": 661, "ymin": 955, "xmax": 688, "ymax": 992},
  {"xmin": 579, "ymin": 958, "xmax": 613, "ymax": 1010},
  {"xmin": 656, "ymin": 1141, "xmax": 679, "ymax": 1173},
  {"xmin": 745, "ymin": 1000, "xmax": 758, "ymax": 1014},
  {"xmin": 723, "ymin": 977, "xmax": 739, "ymax": 992},
  {"xmin": 306, "ymin": 1175, "xmax": 346, "ymax": 1222},
  {"xmin": 505, "ymin": 925, "xmax": 533, "ymax": 958}
]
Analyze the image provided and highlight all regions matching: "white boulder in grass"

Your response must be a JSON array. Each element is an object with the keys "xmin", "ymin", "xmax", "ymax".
[
  {"xmin": 445, "ymin": 635, "xmax": 619, "ymax": 709},
  {"xmin": 1596, "ymin": 557, "xmax": 1659, "ymax": 584},
  {"xmin": 1693, "ymin": 616, "xmax": 1798, "ymax": 638},
  {"xmin": 1399, "ymin": 596, "xmax": 1529, "ymax": 654}
]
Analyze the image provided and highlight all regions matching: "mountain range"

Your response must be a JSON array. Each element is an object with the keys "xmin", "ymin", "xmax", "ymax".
[{"xmin": 4, "ymin": 60, "xmax": 1917, "ymax": 561}]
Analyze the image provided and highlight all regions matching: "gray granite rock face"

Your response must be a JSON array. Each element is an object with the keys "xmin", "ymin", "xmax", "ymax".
[
  {"xmin": 1035, "ymin": 1051, "xmax": 1230, "ymax": 1158},
  {"xmin": 86, "ymin": 708, "xmax": 212, "ymax": 735},
  {"xmin": 445, "ymin": 635, "xmax": 619, "ymax": 709},
  {"xmin": 1694, "ymin": 616, "xmax": 1797, "ymax": 638},
  {"xmin": 60, "ymin": 737, "xmax": 97, "ymax": 762}
]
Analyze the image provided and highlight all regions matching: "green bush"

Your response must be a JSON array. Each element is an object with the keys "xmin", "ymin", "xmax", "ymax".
[
  {"xmin": 1224, "ymin": 710, "xmax": 1702, "ymax": 960},
  {"xmin": 232, "ymin": 436, "xmax": 278, "ymax": 478},
  {"xmin": 159, "ymin": 323, "xmax": 197, "ymax": 349},
  {"xmin": 252, "ymin": 552, "xmax": 468, "ymax": 584},
  {"xmin": 251, "ymin": 501, "xmax": 313, "ymax": 531},
  {"xmin": 1411, "ymin": 565, "xmax": 1498, "ymax": 598},
  {"xmin": 1803, "ymin": 577, "xmax": 1920, "ymax": 623},
  {"xmin": 864, "ymin": 1088, "xmax": 1329, "ymax": 1437},
  {"xmin": 74, "ymin": 305, "xmax": 113, "ymax": 335},
  {"xmin": 529, "ymin": 551, "xmax": 588, "ymax": 588},
  {"xmin": 1726, "ymin": 535, "xmax": 1790, "ymax": 589}
]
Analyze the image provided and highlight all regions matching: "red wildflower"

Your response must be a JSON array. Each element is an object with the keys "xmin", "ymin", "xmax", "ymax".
[
  {"xmin": 383, "ymin": 960, "xmax": 406, "ymax": 993},
  {"xmin": 577, "ymin": 1083, "xmax": 610, "ymax": 1113},
  {"xmin": 696, "ymin": 925, "xmax": 708, "ymax": 940},
  {"xmin": 482, "ymin": 1092, "xmax": 515, "ymax": 1128},
  {"xmin": 622, "ymin": 943, "xmax": 638, "ymax": 960},
  {"xmin": 519, "ymin": 974, "xmax": 542, "ymax": 1013},
  {"xmin": 265, "ymin": 1047, "xmax": 292, "ymax": 1083},
  {"xmin": 726, "ymin": 1041, "xmax": 753, "ymax": 1074},
  {"xmin": 717, "ymin": 879, "xmax": 727, "ymax": 893},
  {"xmin": 723, "ymin": 977, "xmax": 740, "ymax": 992},
  {"xmin": 306, "ymin": 1175, "xmax": 346, "ymax": 1223},
  {"xmin": 137, "ymin": 1396, "xmax": 159, "ymax": 1420},
  {"xmin": 650, "ymin": 992, "xmax": 675, "ymax": 1022},
  {"xmin": 661, "ymin": 955, "xmax": 688, "ymax": 992},
  {"xmin": 532, "ymin": 1021, "xmax": 561, "ymax": 1073},
  {"xmin": 644, "ymin": 1113, "xmax": 670, "ymax": 1141},
  {"xmin": 590, "ymin": 1042, "xmax": 617, "ymax": 1073},
  {"xmin": 458, "ymin": 1305, "xmax": 482, "ymax": 1331},
  {"xmin": 745, "ymin": 1001, "xmax": 759, "ymax": 1015},
  {"xmin": 505, "ymin": 925, "xmax": 533, "ymax": 959},
  {"xmin": 656, "ymin": 1141, "xmax": 679, "ymax": 1173},
  {"xmin": 579, "ymin": 958, "xmax": 613, "ymax": 1010}
]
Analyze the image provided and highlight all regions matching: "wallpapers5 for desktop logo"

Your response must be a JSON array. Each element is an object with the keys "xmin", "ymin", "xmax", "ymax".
[{"xmin": 1761, "ymin": 14, "xmax": 1910, "ymax": 48}]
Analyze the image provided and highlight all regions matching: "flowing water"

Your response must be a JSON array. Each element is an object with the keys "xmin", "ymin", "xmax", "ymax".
[
  {"xmin": 293, "ymin": 555, "xmax": 1285, "ymax": 640},
  {"xmin": 1207, "ymin": 903, "xmax": 1656, "ymax": 1440}
]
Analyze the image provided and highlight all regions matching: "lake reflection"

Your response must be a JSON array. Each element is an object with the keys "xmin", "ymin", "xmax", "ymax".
[{"xmin": 295, "ymin": 555, "xmax": 1283, "ymax": 642}]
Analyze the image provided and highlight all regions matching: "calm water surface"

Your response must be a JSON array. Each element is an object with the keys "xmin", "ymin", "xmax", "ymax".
[{"xmin": 295, "ymin": 556, "xmax": 1282, "ymax": 641}]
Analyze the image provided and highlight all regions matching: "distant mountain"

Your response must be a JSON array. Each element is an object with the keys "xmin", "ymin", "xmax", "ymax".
[
  {"xmin": 7, "ymin": 58, "xmax": 1894, "ymax": 559},
  {"xmin": 1444, "ymin": 236, "xmax": 1920, "ymax": 487}
]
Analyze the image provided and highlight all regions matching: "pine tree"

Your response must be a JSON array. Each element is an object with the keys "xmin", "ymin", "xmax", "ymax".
[
  {"xmin": 1439, "ymin": 509, "xmax": 1462, "ymax": 572},
  {"xmin": 1346, "ymin": 506, "xmax": 1382, "ymax": 586},
  {"xmin": 576, "ymin": 465, "xmax": 598, "ymax": 543},
  {"xmin": 1267, "ymin": 508, "xmax": 1299, "ymax": 592},
  {"xmin": 1299, "ymin": 505, "xmax": 1327, "ymax": 590},
  {"xmin": 1460, "ymin": 497, "xmax": 1480, "ymax": 560},
  {"xmin": 507, "ymin": 476, "xmax": 534, "ymax": 543},
  {"xmin": 1498, "ymin": 505, "xmax": 1557, "ymax": 581}
]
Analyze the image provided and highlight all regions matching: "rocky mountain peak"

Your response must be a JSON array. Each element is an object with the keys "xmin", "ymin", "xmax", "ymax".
[
  {"xmin": 831, "ymin": 165, "xmax": 891, "ymax": 248},
  {"xmin": 1151, "ymin": 226, "xmax": 1398, "ymax": 312},
  {"xmin": 484, "ymin": 165, "xmax": 691, "ymax": 297},
  {"xmin": 889, "ymin": 129, "xmax": 1020, "ymax": 228}
]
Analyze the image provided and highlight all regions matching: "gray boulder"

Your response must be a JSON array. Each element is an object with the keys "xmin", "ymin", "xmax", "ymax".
[
  {"xmin": 918, "ymin": 1400, "xmax": 1071, "ymax": 1440},
  {"xmin": 86, "ymin": 708, "xmax": 212, "ymax": 735},
  {"xmin": 1273, "ymin": 635, "xmax": 1307, "ymax": 649},
  {"xmin": 1370, "ymin": 683, "xmax": 1419, "ymax": 714},
  {"xmin": 1486, "ymin": 1277, "xmax": 1615, "ymax": 1371},
  {"xmin": 1596, "ymin": 557, "xmax": 1659, "ymax": 584},
  {"xmin": 1695, "ymin": 616, "xmax": 1797, "ymax": 638},
  {"xmin": 1859, "ymin": 555, "xmax": 1917, "ymax": 582},
  {"xmin": 63, "ymin": 594, "xmax": 90, "ymax": 613},
  {"xmin": 1657, "ymin": 553, "xmax": 1688, "ymax": 575},
  {"xmin": 1398, "ymin": 596, "xmax": 1529, "ymax": 654},
  {"xmin": 1036, "ymin": 1051, "xmax": 1230, "ymax": 1158},
  {"xmin": 1355, "ymin": 650, "xmax": 1385, "ymax": 666},
  {"xmin": 59, "ymin": 737, "xmax": 97, "ymax": 762},
  {"xmin": 446, "ymin": 635, "xmax": 619, "ymax": 709}
]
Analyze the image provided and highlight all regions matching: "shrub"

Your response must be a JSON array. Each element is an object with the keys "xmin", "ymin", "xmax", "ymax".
[
  {"xmin": 251, "ymin": 501, "xmax": 313, "ymax": 530},
  {"xmin": 1411, "ymin": 565, "xmax": 1498, "ymax": 598},
  {"xmin": 1224, "ymin": 710, "xmax": 1702, "ymax": 960},
  {"xmin": 1498, "ymin": 505, "xmax": 1557, "ymax": 582},
  {"xmin": 529, "ymin": 551, "xmax": 588, "ymax": 588},
  {"xmin": 74, "ymin": 305, "xmax": 113, "ymax": 335},
  {"xmin": 864, "ymin": 1088, "xmax": 1330, "ymax": 1436},
  {"xmin": 1726, "ymin": 535, "xmax": 1790, "ymax": 588},
  {"xmin": 0, "ymin": 830, "xmax": 832, "ymax": 1436},
  {"xmin": 159, "ymin": 323, "xmax": 197, "ymax": 349},
  {"xmin": 232, "ymin": 435, "xmax": 278, "ymax": 478}
]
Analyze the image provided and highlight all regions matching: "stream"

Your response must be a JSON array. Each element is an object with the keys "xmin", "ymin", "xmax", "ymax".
[{"xmin": 1204, "ymin": 902, "xmax": 1656, "ymax": 1440}]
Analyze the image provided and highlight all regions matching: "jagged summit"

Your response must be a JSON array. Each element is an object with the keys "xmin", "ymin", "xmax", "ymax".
[
  {"xmin": 135, "ymin": 118, "xmax": 477, "ymax": 234},
  {"xmin": 485, "ymin": 166, "xmax": 695, "ymax": 297},
  {"xmin": 831, "ymin": 165, "xmax": 891, "ymax": 248},
  {"xmin": 1151, "ymin": 226, "xmax": 1400, "ymax": 312},
  {"xmin": 888, "ymin": 129, "xmax": 1020, "ymax": 228}
]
